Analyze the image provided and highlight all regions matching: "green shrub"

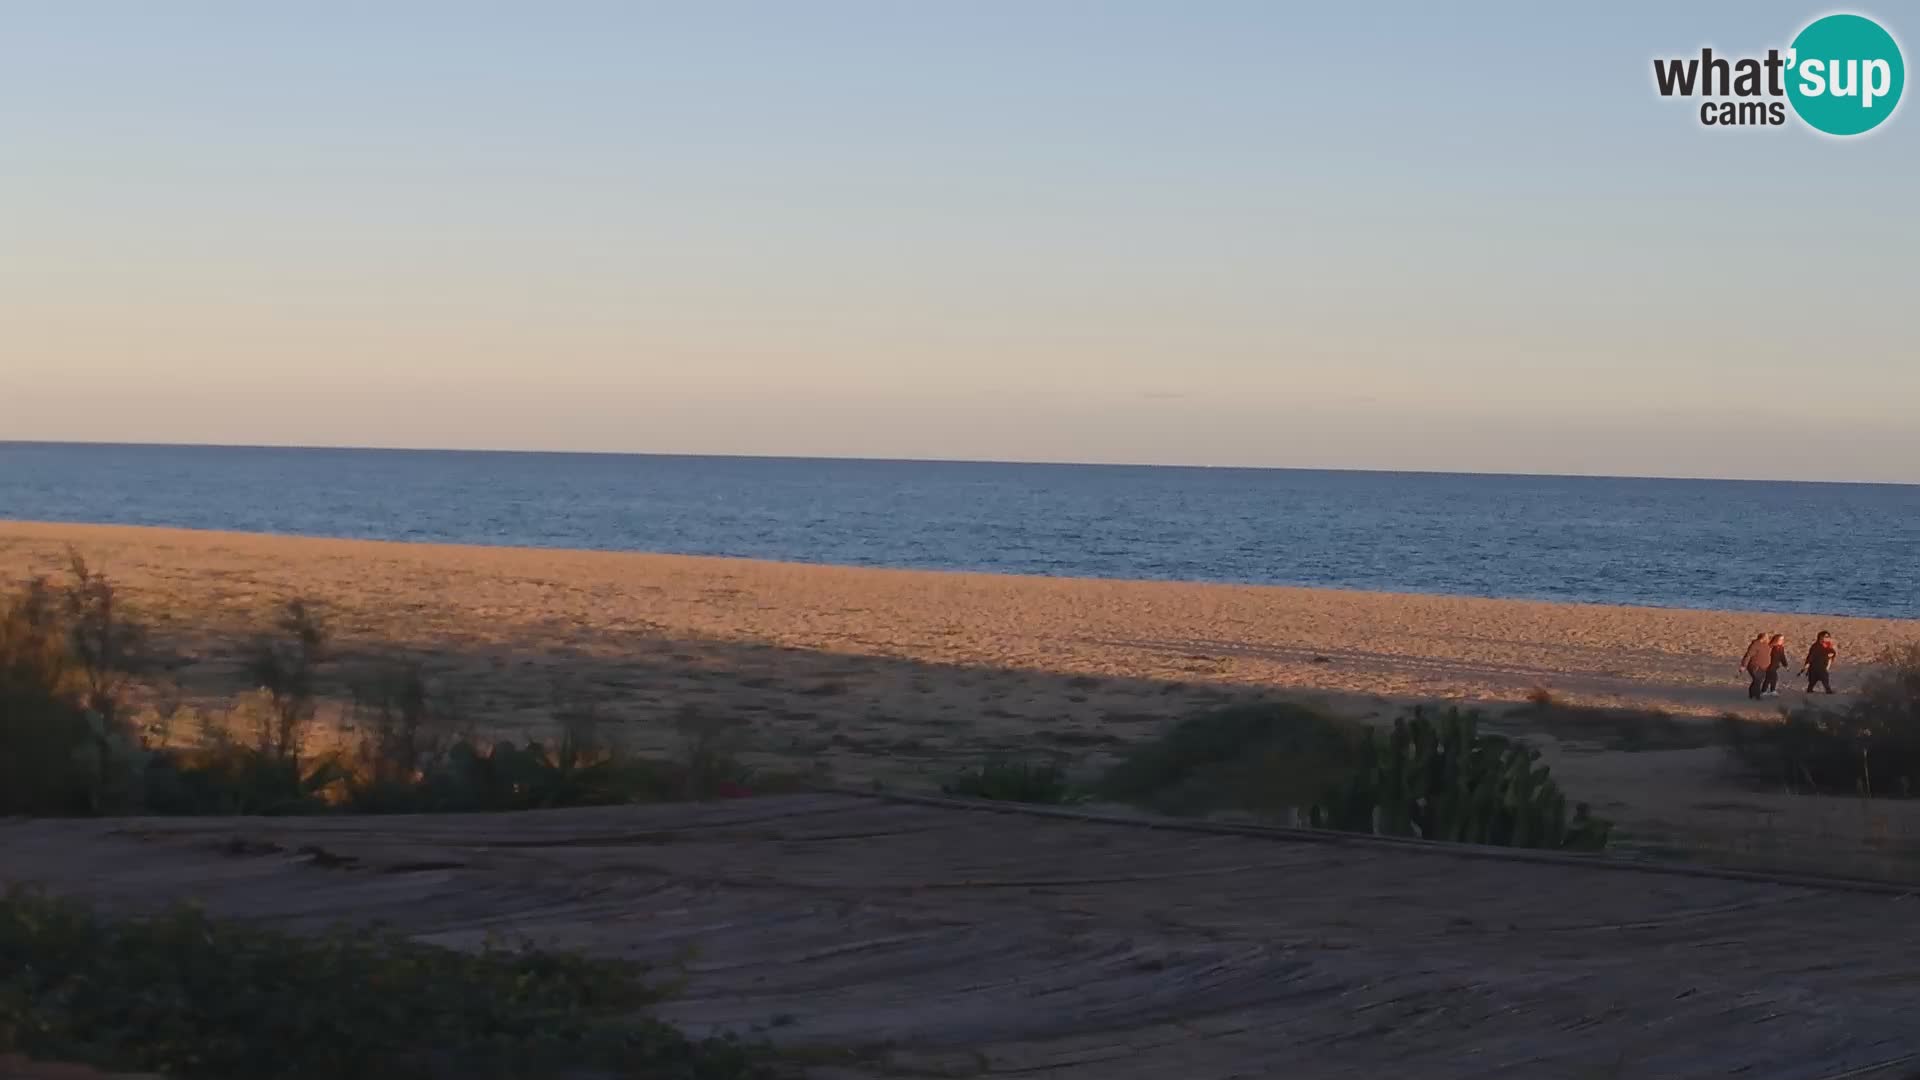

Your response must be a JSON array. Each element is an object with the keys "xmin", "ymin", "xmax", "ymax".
[
  {"xmin": 1864, "ymin": 642, "xmax": 1920, "ymax": 727},
  {"xmin": 1722, "ymin": 643, "xmax": 1920, "ymax": 796},
  {"xmin": 242, "ymin": 599, "xmax": 329, "ymax": 760},
  {"xmin": 141, "ymin": 727, "xmax": 754, "ymax": 817},
  {"xmin": 0, "ymin": 574, "xmax": 354, "ymax": 818},
  {"xmin": 0, "ymin": 565, "xmax": 147, "ymax": 815},
  {"xmin": 139, "ymin": 738, "xmax": 352, "ymax": 816},
  {"xmin": 0, "ymin": 888, "xmax": 770, "ymax": 1080},
  {"xmin": 1310, "ymin": 707, "xmax": 1611, "ymax": 851},
  {"xmin": 942, "ymin": 758, "xmax": 1074, "ymax": 803},
  {"xmin": 399, "ymin": 736, "xmax": 676, "ymax": 812},
  {"xmin": 57, "ymin": 552, "xmax": 145, "ymax": 730},
  {"xmin": 4, "ymin": 593, "xmax": 780, "ymax": 817},
  {"xmin": 1095, "ymin": 703, "xmax": 1370, "ymax": 817},
  {"xmin": 0, "ymin": 579, "xmax": 89, "ymax": 813},
  {"xmin": 348, "ymin": 660, "xmax": 462, "ymax": 788},
  {"xmin": 374, "ymin": 712, "xmax": 764, "ymax": 813},
  {"xmin": 673, "ymin": 714, "xmax": 758, "ymax": 800}
]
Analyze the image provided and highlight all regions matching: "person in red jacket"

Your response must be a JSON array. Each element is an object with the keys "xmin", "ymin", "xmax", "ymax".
[{"xmin": 1799, "ymin": 631, "xmax": 1838, "ymax": 694}]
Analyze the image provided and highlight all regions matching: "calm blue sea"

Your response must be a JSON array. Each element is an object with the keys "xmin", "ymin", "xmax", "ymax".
[{"xmin": 1, "ymin": 442, "xmax": 1915, "ymax": 619}]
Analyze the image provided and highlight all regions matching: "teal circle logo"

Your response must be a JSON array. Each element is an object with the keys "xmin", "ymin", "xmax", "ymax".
[{"xmin": 1786, "ymin": 13, "xmax": 1905, "ymax": 135}]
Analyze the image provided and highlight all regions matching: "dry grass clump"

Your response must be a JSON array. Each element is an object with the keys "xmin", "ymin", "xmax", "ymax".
[{"xmin": 1, "ymin": 557, "xmax": 787, "ymax": 818}]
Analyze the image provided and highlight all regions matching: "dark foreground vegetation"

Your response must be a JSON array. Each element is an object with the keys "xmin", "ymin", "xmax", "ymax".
[
  {"xmin": 949, "ymin": 703, "xmax": 1614, "ymax": 852},
  {"xmin": 941, "ymin": 757, "xmax": 1074, "ymax": 804},
  {"xmin": 2, "ymin": 557, "xmax": 792, "ymax": 1077},
  {"xmin": 0, "ymin": 554, "xmax": 785, "ymax": 818},
  {"xmin": 0, "ymin": 888, "xmax": 770, "ymax": 1080}
]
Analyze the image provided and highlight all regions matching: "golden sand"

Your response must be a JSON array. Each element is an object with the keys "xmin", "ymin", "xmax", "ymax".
[{"xmin": 2, "ymin": 519, "xmax": 1906, "ymax": 719}]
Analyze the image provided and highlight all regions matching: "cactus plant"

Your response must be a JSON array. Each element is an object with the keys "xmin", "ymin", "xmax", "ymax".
[{"xmin": 1310, "ymin": 707, "xmax": 1611, "ymax": 852}]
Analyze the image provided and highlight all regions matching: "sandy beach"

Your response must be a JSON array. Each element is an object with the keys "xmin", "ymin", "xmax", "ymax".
[
  {"xmin": 4, "ymin": 520, "xmax": 1910, "ymax": 717},
  {"xmin": 5, "ymin": 519, "xmax": 1920, "ymax": 874}
]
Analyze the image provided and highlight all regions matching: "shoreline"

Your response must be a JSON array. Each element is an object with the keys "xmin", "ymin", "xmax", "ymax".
[
  {"xmin": 0, "ymin": 517, "xmax": 1903, "ymax": 626},
  {"xmin": 11, "ymin": 439, "xmax": 1920, "ymax": 488}
]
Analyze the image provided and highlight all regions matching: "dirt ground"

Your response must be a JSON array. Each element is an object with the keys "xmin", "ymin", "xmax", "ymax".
[{"xmin": 6, "ymin": 795, "xmax": 1919, "ymax": 1079}]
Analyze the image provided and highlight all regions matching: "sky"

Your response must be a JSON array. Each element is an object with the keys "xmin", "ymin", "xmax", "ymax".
[{"xmin": 4, "ymin": 2, "xmax": 1917, "ymax": 483}]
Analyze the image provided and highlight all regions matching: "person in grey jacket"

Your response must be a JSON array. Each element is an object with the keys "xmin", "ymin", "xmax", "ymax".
[{"xmin": 1739, "ymin": 632, "xmax": 1771, "ymax": 700}]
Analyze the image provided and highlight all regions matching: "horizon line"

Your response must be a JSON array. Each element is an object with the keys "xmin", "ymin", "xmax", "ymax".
[{"xmin": 3, "ymin": 437, "xmax": 1915, "ymax": 489}]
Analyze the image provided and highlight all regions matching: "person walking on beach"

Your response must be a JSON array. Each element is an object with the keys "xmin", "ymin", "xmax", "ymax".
[
  {"xmin": 1740, "ymin": 632, "xmax": 1771, "ymax": 700},
  {"xmin": 1761, "ymin": 633, "xmax": 1789, "ymax": 696},
  {"xmin": 1799, "ymin": 631, "xmax": 1838, "ymax": 694}
]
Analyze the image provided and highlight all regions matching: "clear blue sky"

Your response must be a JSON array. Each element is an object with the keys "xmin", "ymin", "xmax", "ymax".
[{"xmin": 4, "ymin": 2, "xmax": 1916, "ymax": 481}]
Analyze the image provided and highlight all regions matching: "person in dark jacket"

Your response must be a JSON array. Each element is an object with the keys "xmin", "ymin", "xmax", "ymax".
[
  {"xmin": 1761, "ymin": 633, "xmax": 1789, "ymax": 696},
  {"xmin": 1739, "ymin": 632, "xmax": 1771, "ymax": 700},
  {"xmin": 1799, "ymin": 631, "xmax": 1838, "ymax": 694}
]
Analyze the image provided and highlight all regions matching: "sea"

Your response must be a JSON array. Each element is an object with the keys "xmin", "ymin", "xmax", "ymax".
[{"xmin": 1, "ymin": 442, "xmax": 1915, "ymax": 620}]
